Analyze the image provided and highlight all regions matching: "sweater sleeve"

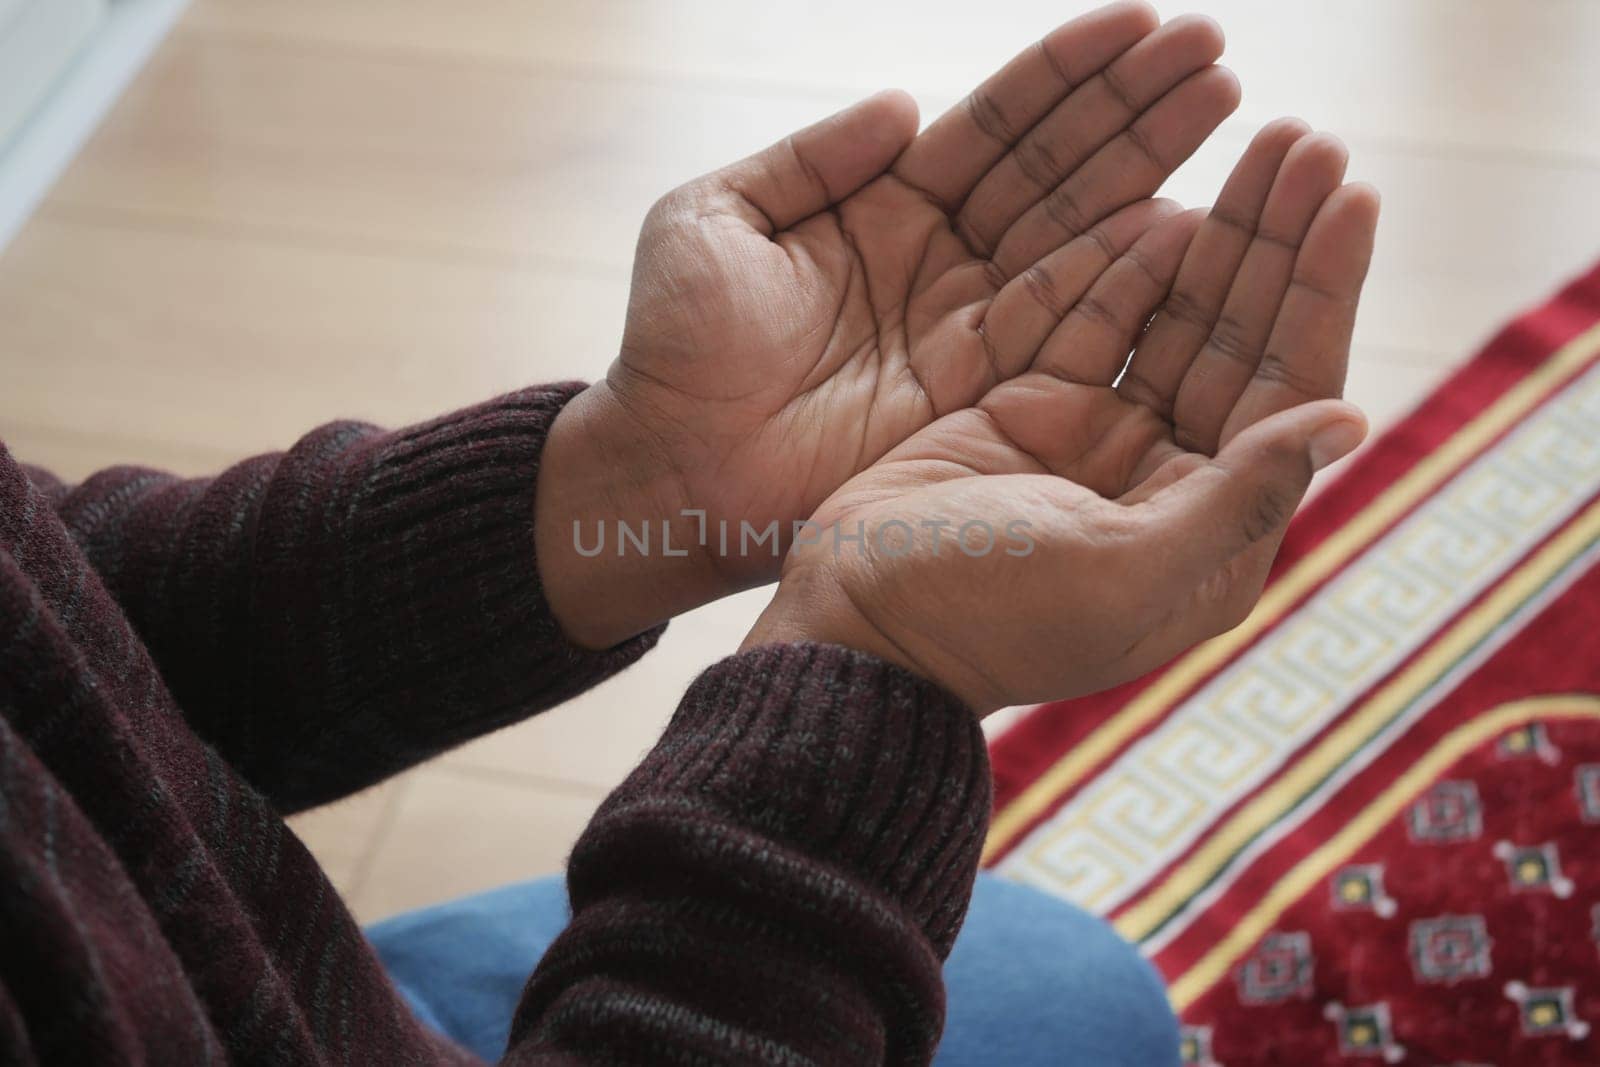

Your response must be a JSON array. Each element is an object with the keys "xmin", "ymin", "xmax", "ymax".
[
  {"xmin": 31, "ymin": 384, "xmax": 662, "ymax": 812},
  {"xmin": 506, "ymin": 642, "xmax": 992, "ymax": 1067}
]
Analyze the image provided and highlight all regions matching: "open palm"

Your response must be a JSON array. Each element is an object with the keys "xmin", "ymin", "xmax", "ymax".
[
  {"xmin": 772, "ymin": 121, "xmax": 1380, "ymax": 710},
  {"xmin": 944, "ymin": 116, "xmax": 1368, "ymax": 501},
  {"xmin": 599, "ymin": 3, "xmax": 1239, "ymax": 587}
]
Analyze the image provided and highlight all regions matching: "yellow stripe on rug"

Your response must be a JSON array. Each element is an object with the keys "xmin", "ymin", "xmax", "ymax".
[
  {"xmin": 1167, "ymin": 694, "xmax": 1600, "ymax": 1010},
  {"xmin": 984, "ymin": 322, "xmax": 1600, "ymax": 863},
  {"xmin": 1116, "ymin": 494, "xmax": 1600, "ymax": 942}
]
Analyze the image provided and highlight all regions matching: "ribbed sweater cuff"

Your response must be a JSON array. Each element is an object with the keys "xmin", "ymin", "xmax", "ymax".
[
  {"xmin": 268, "ymin": 384, "xmax": 664, "ymax": 800},
  {"xmin": 573, "ymin": 642, "xmax": 992, "ymax": 956}
]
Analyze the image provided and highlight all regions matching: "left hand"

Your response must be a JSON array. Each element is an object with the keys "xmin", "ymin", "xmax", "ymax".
[
  {"xmin": 742, "ymin": 122, "xmax": 1380, "ymax": 711},
  {"xmin": 537, "ymin": 4, "xmax": 1240, "ymax": 647}
]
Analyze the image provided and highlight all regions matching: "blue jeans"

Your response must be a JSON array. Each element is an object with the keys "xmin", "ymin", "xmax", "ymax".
[{"xmin": 367, "ymin": 872, "xmax": 1179, "ymax": 1066}]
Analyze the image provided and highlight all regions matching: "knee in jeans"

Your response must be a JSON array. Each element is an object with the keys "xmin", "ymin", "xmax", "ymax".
[{"xmin": 941, "ymin": 876, "xmax": 1180, "ymax": 1067}]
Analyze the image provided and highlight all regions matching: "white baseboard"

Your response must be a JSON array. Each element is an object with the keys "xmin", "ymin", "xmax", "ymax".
[
  {"xmin": 0, "ymin": 0, "xmax": 188, "ymax": 252},
  {"xmin": 0, "ymin": 0, "xmax": 107, "ymax": 148}
]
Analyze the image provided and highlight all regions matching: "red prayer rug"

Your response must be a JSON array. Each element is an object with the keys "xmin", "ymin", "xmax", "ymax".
[{"xmin": 984, "ymin": 262, "xmax": 1600, "ymax": 1066}]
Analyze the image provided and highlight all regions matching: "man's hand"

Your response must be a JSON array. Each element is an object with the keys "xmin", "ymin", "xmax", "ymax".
[
  {"xmin": 743, "ymin": 125, "xmax": 1381, "ymax": 712},
  {"xmin": 536, "ymin": 2, "xmax": 1241, "ymax": 648}
]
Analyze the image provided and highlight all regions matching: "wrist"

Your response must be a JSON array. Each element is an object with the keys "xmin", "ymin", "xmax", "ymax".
[
  {"xmin": 534, "ymin": 383, "xmax": 730, "ymax": 649},
  {"xmin": 742, "ymin": 563, "xmax": 988, "ymax": 714}
]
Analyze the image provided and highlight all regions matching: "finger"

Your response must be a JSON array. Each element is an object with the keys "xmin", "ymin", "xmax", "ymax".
[
  {"xmin": 1117, "ymin": 118, "xmax": 1313, "ymax": 418},
  {"xmin": 991, "ymin": 65, "xmax": 1242, "ymax": 279},
  {"xmin": 980, "ymin": 198, "xmax": 1184, "ymax": 380},
  {"xmin": 1168, "ymin": 132, "xmax": 1350, "ymax": 454},
  {"xmin": 1031, "ymin": 208, "xmax": 1206, "ymax": 386},
  {"xmin": 708, "ymin": 90, "xmax": 919, "ymax": 234},
  {"xmin": 1218, "ymin": 183, "xmax": 1381, "ymax": 444},
  {"xmin": 955, "ymin": 15, "xmax": 1224, "ymax": 259},
  {"xmin": 1144, "ymin": 399, "xmax": 1367, "ymax": 590},
  {"xmin": 892, "ymin": 2, "xmax": 1160, "ymax": 211}
]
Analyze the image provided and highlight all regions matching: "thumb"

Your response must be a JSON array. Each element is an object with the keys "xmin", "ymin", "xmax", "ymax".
[
  {"xmin": 706, "ymin": 90, "xmax": 919, "ymax": 234},
  {"xmin": 1148, "ymin": 398, "xmax": 1368, "ymax": 585}
]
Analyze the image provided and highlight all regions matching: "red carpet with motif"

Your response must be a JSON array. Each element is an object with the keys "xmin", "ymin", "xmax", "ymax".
[{"xmin": 984, "ymin": 263, "xmax": 1600, "ymax": 1066}]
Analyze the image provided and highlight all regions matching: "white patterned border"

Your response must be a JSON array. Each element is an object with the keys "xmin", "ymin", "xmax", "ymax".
[{"xmin": 997, "ymin": 352, "xmax": 1600, "ymax": 914}]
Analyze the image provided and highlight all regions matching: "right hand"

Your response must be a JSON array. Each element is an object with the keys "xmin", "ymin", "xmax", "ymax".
[{"xmin": 743, "ymin": 124, "xmax": 1380, "ymax": 713}]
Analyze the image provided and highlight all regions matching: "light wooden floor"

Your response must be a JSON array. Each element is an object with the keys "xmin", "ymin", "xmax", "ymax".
[{"xmin": 4, "ymin": 0, "xmax": 1600, "ymax": 922}]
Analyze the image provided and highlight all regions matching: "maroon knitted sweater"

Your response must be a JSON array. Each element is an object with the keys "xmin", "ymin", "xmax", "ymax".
[{"xmin": 0, "ymin": 384, "xmax": 991, "ymax": 1066}]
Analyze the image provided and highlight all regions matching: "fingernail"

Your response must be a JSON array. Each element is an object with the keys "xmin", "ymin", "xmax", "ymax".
[{"xmin": 1309, "ymin": 414, "xmax": 1367, "ymax": 471}]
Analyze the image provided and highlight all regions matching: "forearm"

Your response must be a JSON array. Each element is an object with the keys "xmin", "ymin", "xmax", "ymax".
[
  {"xmin": 506, "ymin": 643, "xmax": 990, "ymax": 1066},
  {"xmin": 40, "ymin": 385, "xmax": 663, "ymax": 811}
]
